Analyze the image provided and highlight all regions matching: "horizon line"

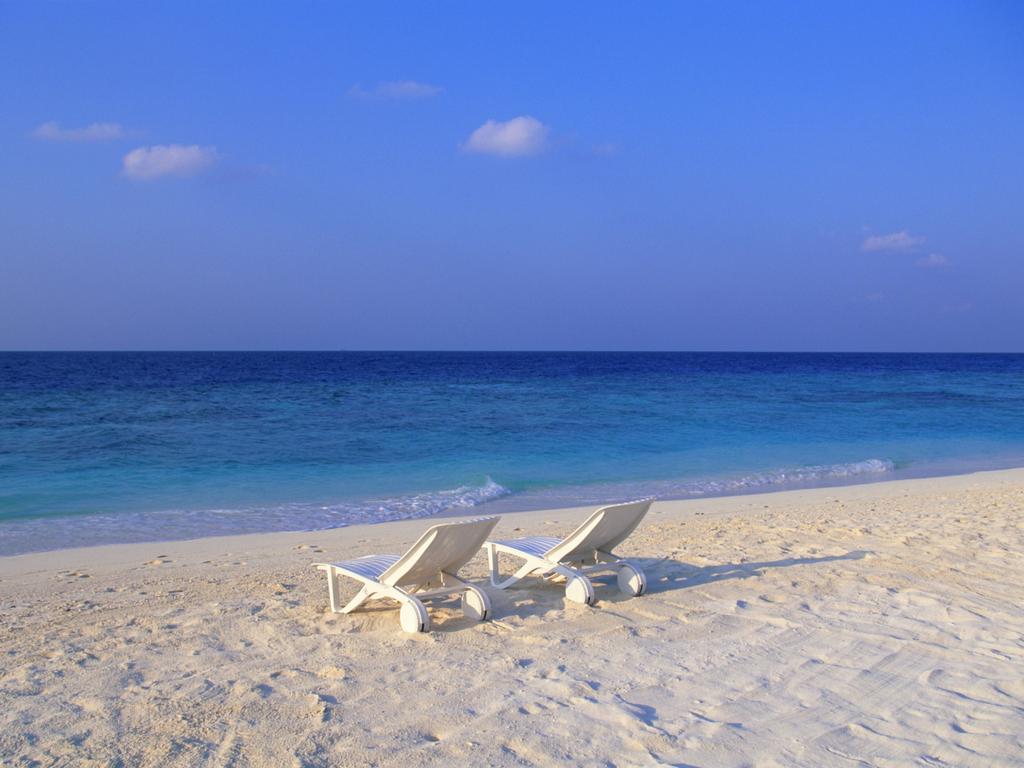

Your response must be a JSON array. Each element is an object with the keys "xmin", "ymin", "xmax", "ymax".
[{"xmin": 2, "ymin": 349, "xmax": 1023, "ymax": 356}]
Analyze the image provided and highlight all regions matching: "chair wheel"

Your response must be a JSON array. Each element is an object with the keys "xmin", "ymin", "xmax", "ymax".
[
  {"xmin": 617, "ymin": 563, "xmax": 646, "ymax": 596},
  {"xmin": 462, "ymin": 587, "xmax": 491, "ymax": 621},
  {"xmin": 565, "ymin": 575, "xmax": 595, "ymax": 605},
  {"xmin": 400, "ymin": 600, "xmax": 430, "ymax": 633}
]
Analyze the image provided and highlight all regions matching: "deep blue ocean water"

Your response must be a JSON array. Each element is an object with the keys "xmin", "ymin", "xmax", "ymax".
[{"xmin": 2, "ymin": 352, "xmax": 1024, "ymax": 555}]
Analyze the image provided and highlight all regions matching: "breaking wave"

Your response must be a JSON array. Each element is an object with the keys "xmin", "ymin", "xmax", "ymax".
[
  {"xmin": 0, "ymin": 461, "xmax": 897, "ymax": 555},
  {"xmin": 480, "ymin": 458, "xmax": 897, "ymax": 511},
  {"xmin": 678, "ymin": 458, "xmax": 895, "ymax": 496},
  {"xmin": 0, "ymin": 478, "xmax": 511, "ymax": 556}
]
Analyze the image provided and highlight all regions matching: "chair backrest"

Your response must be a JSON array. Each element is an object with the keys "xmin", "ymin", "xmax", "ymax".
[
  {"xmin": 381, "ymin": 516, "xmax": 500, "ymax": 587},
  {"xmin": 544, "ymin": 499, "xmax": 653, "ymax": 564}
]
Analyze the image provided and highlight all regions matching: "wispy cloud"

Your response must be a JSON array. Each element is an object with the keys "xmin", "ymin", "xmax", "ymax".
[
  {"xmin": 122, "ymin": 144, "xmax": 219, "ymax": 180},
  {"xmin": 862, "ymin": 230, "xmax": 925, "ymax": 252},
  {"xmin": 462, "ymin": 116, "xmax": 549, "ymax": 157},
  {"xmin": 348, "ymin": 80, "xmax": 443, "ymax": 101},
  {"xmin": 33, "ymin": 120, "xmax": 126, "ymax": 142},
  {"xmin": 915, "ymin": 253, "xmax": 949, "ymax": 269}
]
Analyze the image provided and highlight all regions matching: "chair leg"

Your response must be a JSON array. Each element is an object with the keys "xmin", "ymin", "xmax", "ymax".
[
  {"xmin": 488, "ymin": 544, "xmax": 538, "ymax": 589},
  {"xmin": 324, "ymin": 567, "xmax": 345, "ymax": 612},
  {"xmin": 486, "ymin": 543, "xmax": 501, "ymax": 586},
  {"xmin": 339, "ymin": 585, "xmax": 372, "ymax": 614},
  {"xmin": 491, "ymin": 559, "xmax": 543, "ymax": 590}
]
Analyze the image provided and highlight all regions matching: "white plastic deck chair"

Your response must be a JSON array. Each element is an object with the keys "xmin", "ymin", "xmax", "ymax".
[
  {"xmin": 486, "ymin": 499, "xmax": 653, "ymax": 605},
  {"xmin": 314, "ymin": 516, "xmax": 499, "ymax": 633}
]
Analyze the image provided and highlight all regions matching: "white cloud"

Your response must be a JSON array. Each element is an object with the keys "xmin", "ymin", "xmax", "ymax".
[
  {"xmin": 348, "ymin": 80, "xmax": 443, "ymax": 100},
  {"xmin": 33, "ymin": 120, "xmax": 126, "ymax": 142},
  {"xmin": 861, "ymin": 230, "xmax": 925, "ymax": 252},
  {"xmin": 916, "ymin": 253, "xmax": 949, "ymax": 269},
  {"xmin": 463, "ymin": 116, "xmax": 549, "ymax": 157},
  {"xmin": 122, "ymin": 144, "xmax": 218, "ymax": 180}
]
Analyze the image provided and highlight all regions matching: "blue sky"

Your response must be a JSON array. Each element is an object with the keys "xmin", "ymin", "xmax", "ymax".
[{"xmin": 1, "ymin": 2, "xmax": 1022, "ymax": 351}]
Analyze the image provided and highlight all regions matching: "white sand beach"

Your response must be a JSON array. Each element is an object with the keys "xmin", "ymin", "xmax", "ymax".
[{"xmin": 1, "ymin": 469, "xmax": 1023, "ymax": 767}]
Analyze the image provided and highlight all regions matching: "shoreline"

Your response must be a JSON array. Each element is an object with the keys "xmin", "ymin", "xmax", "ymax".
[{"xmin": 1, "ymin": 464, "xmax": 1022, "ymax": 566}]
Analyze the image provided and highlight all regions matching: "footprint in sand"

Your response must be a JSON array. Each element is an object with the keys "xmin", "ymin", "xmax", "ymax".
[
  {"xmin": 306, "ymin": 693, "xmax": 334, "ymax": 722},
  {"xmin": 317, "ymin": 666, "xmax": 347, "ymax": 680},
  {"xmin": 518, "ymin": 701, "xmax": 551, "ymax": 715}
]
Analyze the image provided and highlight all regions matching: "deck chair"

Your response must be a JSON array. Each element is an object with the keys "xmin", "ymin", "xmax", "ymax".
[
  {"xmin": 314, "ymin": 516, "xmax": 499, "ymax": 633},
  {"xmin": 486, "ymin": 499, "xmax": 653, "ymax": 605}
]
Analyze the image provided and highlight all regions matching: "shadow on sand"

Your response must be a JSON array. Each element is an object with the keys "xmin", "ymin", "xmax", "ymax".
[
  {"xmin": 490, "ymin": 550, "xmax": 870, "ymax": 623},
  {"xmin": 333, "ymin": 550, "xmax": 870, "ymax": 631},
  {"xmin": 640, "ymin": 549, "xmax": 870, "ymax": 594}
]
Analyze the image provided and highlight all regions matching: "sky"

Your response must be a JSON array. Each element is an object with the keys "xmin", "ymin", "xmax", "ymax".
[{"xmin": 1, "ymin": 2, "xmax": 1022, "ymax": 352}]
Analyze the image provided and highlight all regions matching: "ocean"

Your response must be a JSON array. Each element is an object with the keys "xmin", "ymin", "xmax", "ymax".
[{"xmin": 2, "ymin": 351, "xmax": 1023, "ymax": 555}]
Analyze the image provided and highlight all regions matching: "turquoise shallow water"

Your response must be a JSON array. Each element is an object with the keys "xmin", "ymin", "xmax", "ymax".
[{"xmin": 2, "ymin": 352, "xmax": 1023, "ymax": 554}]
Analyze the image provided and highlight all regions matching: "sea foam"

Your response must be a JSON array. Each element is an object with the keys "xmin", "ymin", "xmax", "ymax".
[
  {"xmin": 0, "ymin": 462, "xmax": 903, "ymax": 555},
  {"xmin": 681, "ymin": 458, "xmax": 895, "ymax": 495},
  {"xmin": 480, "ymin": 458, "xmax": 897, "ymax": 512},
  {"xmin": 0, "ymin": 478, "xmax": 512, "ymax": 555}
]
